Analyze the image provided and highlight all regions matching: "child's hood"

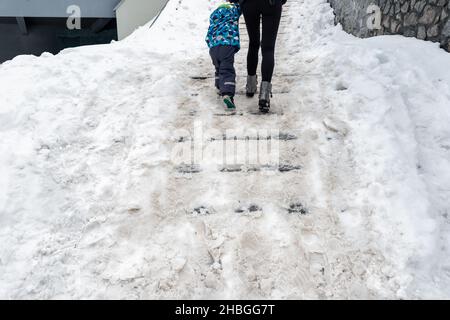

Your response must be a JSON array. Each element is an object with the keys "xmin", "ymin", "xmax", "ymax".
[
  {"xmin": 215, "ymin": 1, "xmax": 240, "ymax": 11},
  {"xmin": 217, "ymin": 3, "xmax": 237, "ymax": 10}
]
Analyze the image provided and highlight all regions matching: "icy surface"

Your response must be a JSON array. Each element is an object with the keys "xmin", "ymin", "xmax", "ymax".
[{"xmin": 0, "ymin": 0, "xmax": 449, "ymax": 299}]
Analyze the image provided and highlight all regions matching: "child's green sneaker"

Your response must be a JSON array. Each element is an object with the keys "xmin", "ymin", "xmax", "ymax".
[{"xmin": 223, "ymin": 95, "xmax": 236, "ymax": 112}]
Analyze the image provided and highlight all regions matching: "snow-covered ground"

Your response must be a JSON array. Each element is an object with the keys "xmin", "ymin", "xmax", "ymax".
[{"xmin": 0, "ymin": 0, "xmax": 449, "ymax": 299}]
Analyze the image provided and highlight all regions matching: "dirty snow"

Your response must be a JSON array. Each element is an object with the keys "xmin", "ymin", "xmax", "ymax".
[{"xmin": 0, "ymin": 0, "xmax": 449, "ymax": 299}]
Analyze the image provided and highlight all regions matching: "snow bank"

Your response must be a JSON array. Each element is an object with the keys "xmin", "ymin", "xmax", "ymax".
[
  {"xmin": 0, "ymin": 0, "xmax": 215, "ymax": 298},
  {"xmin": 292, "ymin": 1, "xmax": 450, "ymax": 297}
]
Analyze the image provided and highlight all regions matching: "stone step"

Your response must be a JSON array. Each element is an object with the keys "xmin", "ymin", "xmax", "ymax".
[
  {"xmin": 178, "ymin": 109, "xmax": 285, "ymax": 117},
  {"xmin": 176, "ymin": 163, "xmax": 302, "ymax": 174},
  {"xmin": 190, "ymin": 74, "xmax": 301, "ymax": 80},
  {"xmin": 212, "ymin": 109, "xmax": 285, "ymax": 117},
  {"xmin": 235, "ymin": 89, "xmax": 290, "ymax": 95},
  {"xmin": 188, "ymin": 202, "xmax": 309, "ymax": 216},
  {"xmin": 175, "ymin": 132, "xmax": 298, "ymax": 143},
  {"xmin": 190, "ymin": 90, "xmax": 291, "ymax": 96},
  {"xmin": 220, "ymin": 164, "xmax": 302, "ymax": 173}
]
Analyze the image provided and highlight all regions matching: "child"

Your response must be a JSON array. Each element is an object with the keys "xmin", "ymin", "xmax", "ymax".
[{"xmin": 206, "ymin": 0, "xmax": 241, "ymax": 111}]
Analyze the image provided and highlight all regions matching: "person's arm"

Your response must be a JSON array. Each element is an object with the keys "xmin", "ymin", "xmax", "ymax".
[
  {"xmin": 233, "ymin": 4, "xmax": 242, "ymax": 17},
  {"xmin": 269, "ymin": 0, "xmax": 287, "ymax": 5}
]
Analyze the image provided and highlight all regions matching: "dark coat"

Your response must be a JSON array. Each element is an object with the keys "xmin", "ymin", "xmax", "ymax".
[
  {"xmin": 206, "ymin": 3, "xmax": 241, "ymax": 49},
  {"xmin": 238, "ymin": 0, "xmax": 287, "ymax": 5}
]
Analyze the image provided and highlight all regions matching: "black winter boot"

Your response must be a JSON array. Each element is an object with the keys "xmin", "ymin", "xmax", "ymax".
[
  {"xmin": 258, "ymin": 81, "xmax": 272, "ymax": 113},
  {"xmin": 246, "ymin": 75, "xmax": 258, "ymax": 97}
]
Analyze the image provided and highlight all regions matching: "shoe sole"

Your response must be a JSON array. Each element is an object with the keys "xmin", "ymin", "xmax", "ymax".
[
  {"xmin": 224, "ymin": 98, "xmax": 236, "ymax": 112},
  {"xmin": 259, "ymin": 100, "xmax": 270, "ymax": 113}
]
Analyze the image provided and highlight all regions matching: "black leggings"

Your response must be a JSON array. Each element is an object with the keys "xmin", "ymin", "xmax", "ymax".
[{"xmin": 242, "ymin": 0, "xmax": 282, "ymax": 82}]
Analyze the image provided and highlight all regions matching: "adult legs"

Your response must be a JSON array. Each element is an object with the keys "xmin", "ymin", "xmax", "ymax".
[
  {"xmin": 261, "ymin": 1, "xmax": 282, "ymax": 82},
  {"xmin": 242, "ymin": 0, "xmax": 261, "ymax": 77}
]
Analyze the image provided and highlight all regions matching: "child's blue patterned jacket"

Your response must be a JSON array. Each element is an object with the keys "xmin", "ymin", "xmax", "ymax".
[{"xmin": 206, "ymin": 3, "xmax": 241, "ymax": 50}]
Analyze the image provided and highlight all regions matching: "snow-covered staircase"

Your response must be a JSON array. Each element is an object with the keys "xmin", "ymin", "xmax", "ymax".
[
  {"xmin": 1, "ymin": 0, "xmax": 449, "ymax": 300},
  {"xmin": 154, "ymin": 0, "xmax": 370, "ymax": 299}
]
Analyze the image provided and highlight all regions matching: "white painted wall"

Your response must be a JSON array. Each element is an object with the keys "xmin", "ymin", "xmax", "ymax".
[{"xmin": 115, "ymin": 0, "xmax": 167, "ymax": 40}]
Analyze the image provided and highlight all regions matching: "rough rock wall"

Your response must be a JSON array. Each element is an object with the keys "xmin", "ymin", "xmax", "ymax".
[{"xmin": 328, "ymin": 0, "xmax": 450, "ymax": 52}]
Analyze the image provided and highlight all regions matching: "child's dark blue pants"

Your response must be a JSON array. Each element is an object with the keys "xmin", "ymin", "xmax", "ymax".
[{"xmin": 209, "ymin": 45, "xmax": 238, "ymax": 96}]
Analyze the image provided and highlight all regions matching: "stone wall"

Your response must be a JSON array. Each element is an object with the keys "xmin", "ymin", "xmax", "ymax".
[{"xmin": 328, "ymin": 0, "xmax": 450, "ymax": 52}]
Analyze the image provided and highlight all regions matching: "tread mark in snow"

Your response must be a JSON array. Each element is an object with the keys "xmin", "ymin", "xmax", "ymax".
[
  {"xmin": 235, "ymin": 204, "xmax": 263, "ymax": 214},
  {"xmin": 191, "ymin": 206, "xmax": 214, "ymax": 216},
  {"xmin": 220, "ymin": 165, "xmax": 243, "ymax": 173},
  {"xmin": 176, "ymin": 164, "xmax": 201, "ymax": 174},
  {"xmin": 278, "ymin": 164, "xmax": 303, "ymax": 172},
  {"xmin": 287, "ymin": 203, "xmax": 309, "ymax": 215}
]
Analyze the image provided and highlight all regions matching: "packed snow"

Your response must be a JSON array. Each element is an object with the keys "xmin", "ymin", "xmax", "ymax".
[{"xmin": 0, "ymin": 0, "xmax": 449, "ymax": 299}]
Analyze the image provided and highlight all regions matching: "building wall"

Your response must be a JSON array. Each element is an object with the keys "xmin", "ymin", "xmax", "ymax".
[
  {"xmin": 0, "ymin": 0, "xmax": 121, "ymax": 18},
  {"xmin": 116, "ymin": 0, "xmax": 167, "ymax": 40},
  {"xmin": 0, "ymin": 18, "xmax": 117, "ymax": 63},
  {"xmin": 328, "ymin": 0, "xmax": 450, "ymax": 52},
  {"xmin": 1, "ymin": 18, "xmax": 59, "ymax": 62}
]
